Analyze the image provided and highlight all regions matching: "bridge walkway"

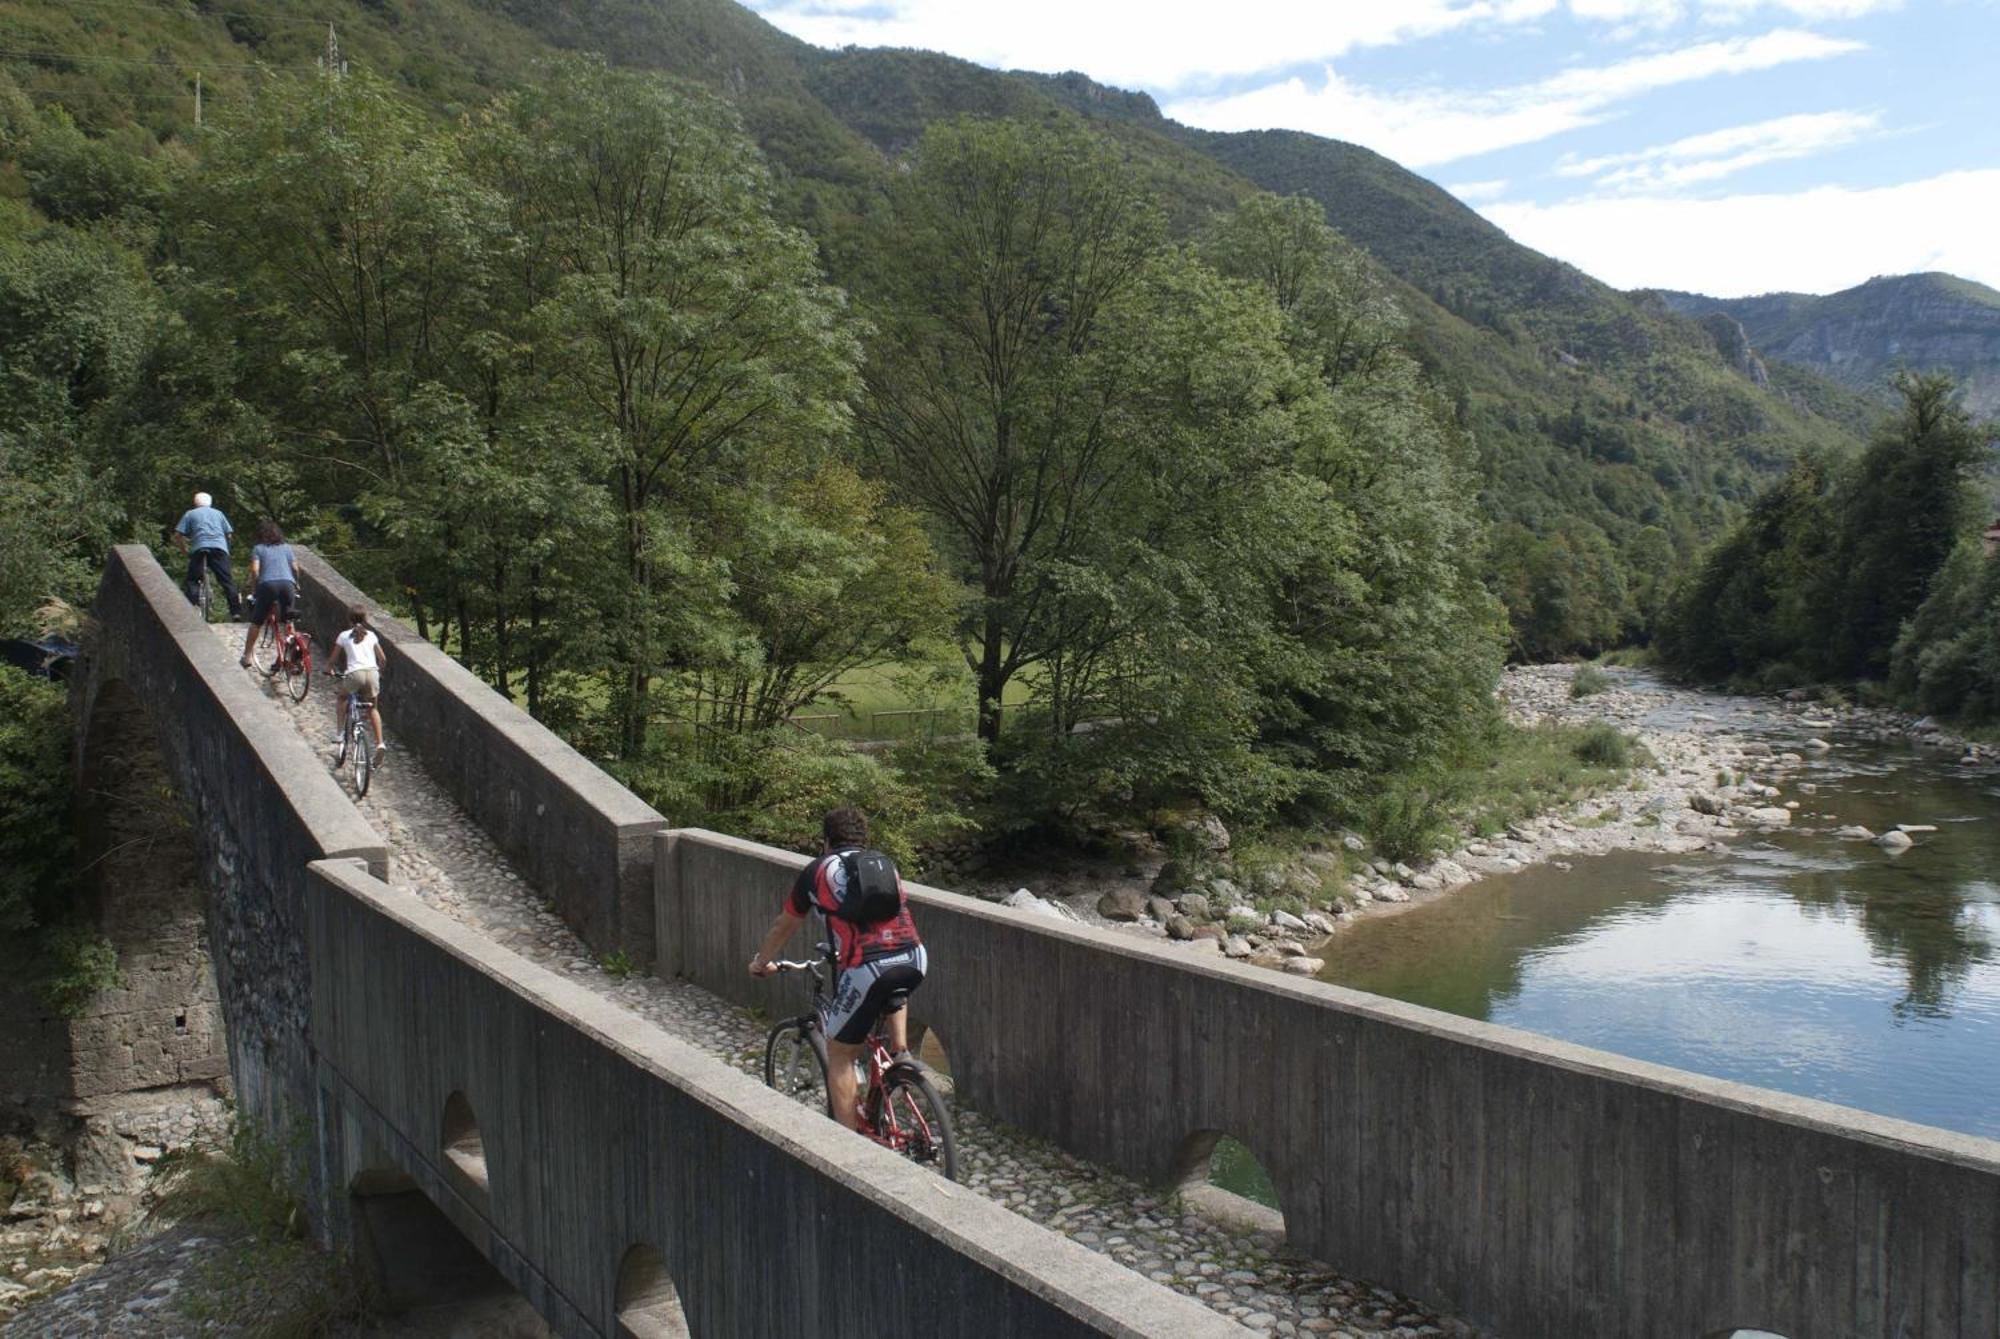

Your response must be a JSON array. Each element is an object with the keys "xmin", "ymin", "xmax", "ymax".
[{"xmin": 208, "ymin": 625, "xmax": 1460, "ymax": 1339}]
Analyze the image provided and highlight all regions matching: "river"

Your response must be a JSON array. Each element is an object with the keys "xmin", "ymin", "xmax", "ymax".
[{"xmin": 1319, "ymin": 676, "xmax": 2000, "ymax": 1141}]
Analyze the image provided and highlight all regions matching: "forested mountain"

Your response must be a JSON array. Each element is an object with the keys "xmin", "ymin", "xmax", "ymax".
[
  {"xmin": 1657, "ymin": 274, "xmax": 2000, "ymax": 421},
  {"xmin": 0, "ymin": 0, "xmax": 1876, "ymax": 659}
]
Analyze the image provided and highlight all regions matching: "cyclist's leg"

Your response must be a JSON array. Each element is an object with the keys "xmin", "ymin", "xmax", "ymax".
[
  {"xmin": 240, "ymin": 583, "xmax": 269, "ymax": 666},
  {"xmin": 209, "ymin": 549, "xmax": 242, "ymax": 618},
  {"xmin": 355, "ymin": 669, "xmax": 384, "ymax": 749},
  {"xmin": 824, "ymin": 1036, "xmax": 865, "ymax": 1131},
  {"xmin": 880, "ymin": 946, "xmax": 926, "ymax": 1054},
  {"xmin": 183, "ymin": 549, "xmax": 206, "ymax": 606}
]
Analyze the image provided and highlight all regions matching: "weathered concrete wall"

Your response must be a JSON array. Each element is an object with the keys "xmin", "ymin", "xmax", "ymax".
[
  {"xmin": 293, "ymin": 553, "xmax": 667, "ymax": 965},
  {"xmin": 79, "ymin": 547, "xmax": 388, "ymax": 1222},
  {"xmin": 306, "ymin": 858, "xmax": 1242, "ymax": 1339},
  {"xmin": 657, "ymin": 829, "xmax": 2000, "ymax": 1339},
  {"xmin": 68, "ymin": 678, "xmax": 225, "ymax": 1103}
]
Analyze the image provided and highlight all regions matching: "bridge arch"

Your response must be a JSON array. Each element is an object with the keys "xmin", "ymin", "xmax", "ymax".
[
  {"xmin": 1170, "ymin": 1127, "xmax": 1289, "ymax": 1241},
  {"xmin": 615, "ymin": 1243, "xmax": 692, "ymax": 1338},
  {"xmin": 441, "ymin": 1089, "xmax": 493, "ymax": 1209}
]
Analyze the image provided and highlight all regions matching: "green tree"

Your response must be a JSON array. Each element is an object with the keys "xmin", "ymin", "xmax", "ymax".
[
  {"xmin": 469, "ymin": 56, "xmax": 861, "ymax": 754},
  {"xmin": 1826, "ymin": 372, "xmax": 1990, "ymax": 680},
  {"xmin": 859, "ymin": 116, "xmax": 1165, "ymax": 744}
]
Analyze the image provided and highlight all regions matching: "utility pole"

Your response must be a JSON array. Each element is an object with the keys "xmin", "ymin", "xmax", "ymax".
[
  {"xmin": 321, "ymin": 23, "xmax": 344, "ymax": 79},
  {"xmin": 193, "ymin": 70, "xmax": 201, "ymax": 126}
]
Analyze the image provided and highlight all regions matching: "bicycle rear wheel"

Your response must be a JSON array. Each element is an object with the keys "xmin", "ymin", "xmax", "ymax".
[
  {"xmin": 876, "ymin": 1068, "xmax": 958, "ymax": 1181},
  {"xmin": 284, "ymin": 635, "xmax": 311, "ymax": 703},
  {"xmin": 762, "ymin": 1018, "xmax": 830, "ymax": 1115},
  {"xmin": 254, "ymin": 619, "xmax": 280, "ymax": 673}
]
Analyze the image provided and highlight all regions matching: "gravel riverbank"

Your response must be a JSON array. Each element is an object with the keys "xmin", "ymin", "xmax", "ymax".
[{"xmin": 1015, "ymin": 662, "xmax": 1984, "ymax": 972}]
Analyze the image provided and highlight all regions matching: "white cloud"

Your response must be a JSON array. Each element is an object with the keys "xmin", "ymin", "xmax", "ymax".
[
  {"xmin": 1556, "ymin": 109, "xmax": 1882, "ymax": 189},
  {"xmin": 1480, "ymin": 169, "xmax": 2000, "ymax": 294},
  {"xmin": 747, "ymin": 0, "xmax": 1562, "ymax": 91},
  {"xmin": 1449, "ymin": 178, "xmax": 1515, "ymax": 201},
  {"xmin": 1165, "ymin": 28, "xmax": 1864, "ymax": 166}
]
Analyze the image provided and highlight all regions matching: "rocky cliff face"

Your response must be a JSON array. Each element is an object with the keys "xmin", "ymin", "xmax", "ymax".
[{"xmin": 1657, "ymin": 273, "xmax": 2000, "ymax": 419}]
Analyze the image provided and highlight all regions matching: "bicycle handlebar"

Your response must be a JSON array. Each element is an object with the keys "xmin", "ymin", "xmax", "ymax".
[{"xmin": 768, "ymin": 960, "xmax": 821, "ymax": 972}]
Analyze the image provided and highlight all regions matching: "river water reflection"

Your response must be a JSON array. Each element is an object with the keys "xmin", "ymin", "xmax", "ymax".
[{"xmin": 1320, "ymin": 700, "xmax": 2000, "ymax": 1141}]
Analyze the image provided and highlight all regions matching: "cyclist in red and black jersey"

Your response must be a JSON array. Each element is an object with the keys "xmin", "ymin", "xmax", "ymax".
[{"xmin": 749, "ymin": 806, "xmax": 926, "ymax": 1132}]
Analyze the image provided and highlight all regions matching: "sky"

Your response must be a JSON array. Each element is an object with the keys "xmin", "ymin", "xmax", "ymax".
[{"xmin": 742, "ymin": 0, "xmax": 2000, "ymax": 298}]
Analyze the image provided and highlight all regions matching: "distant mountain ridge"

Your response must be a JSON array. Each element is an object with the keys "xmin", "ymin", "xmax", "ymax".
[{"xmin": 1657, "ymin": 274, "xmax": 2000, "ymax": 419}]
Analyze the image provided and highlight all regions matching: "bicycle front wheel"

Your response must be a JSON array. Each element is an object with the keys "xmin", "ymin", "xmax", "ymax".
[
  {"xmin": 254, "ymin": 620, "xmax": 280, "ymax": 674},
  {"xmin": 763, "ymin": 1018, "xmax": 830, "ymax": 1115},
  {"xmin": 876, "ymin": 1069, "xmax": 959, "ymax": 1181}
]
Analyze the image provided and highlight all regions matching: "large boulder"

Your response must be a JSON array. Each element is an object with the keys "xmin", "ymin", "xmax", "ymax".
[
  {"xmin": 1176, "ymin": 891, "xmax": 1212, "ymax": 921},
  {"xmin": 1097, "ymin": 889, "xmax": 1148, "ymax": 921},
  {"xmin": 1145, "ymin": 895, "xmax": 1177, "ymax": 923},
  {"xmin": 1150, "ymin": 860, "xmax": 1191, "ymax": 893},
  {"xmin": 1877, "ymin": 830, "xmax": 1914, "ymax": 852},
  {"xmin": 1166, "ymin": 915, "xmax": 1196, "ymax": 941},
  {"xmin": 1743, "ymin": 806, "xmax": 1793, "ymax": 827},
  {"xmin": 1269, "ymin": 909, "xmax": 1308, "ymax": 933},
  {"xmin": 1001, "ymin": 889, "xmax": 1079, "ymax": 922},
  {"xmin": 1280, "ymin": 957, "xmax": 1326, "ymax": 976}
]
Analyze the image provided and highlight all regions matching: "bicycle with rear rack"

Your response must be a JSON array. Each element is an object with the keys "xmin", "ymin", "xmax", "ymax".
[
  {"xmin": 251, "ymin": 600, "xmax": 312, "ymax": 703},
  {"xmin": 763, "ymin": 954, "xmax": 958, "ymax": 1180}
]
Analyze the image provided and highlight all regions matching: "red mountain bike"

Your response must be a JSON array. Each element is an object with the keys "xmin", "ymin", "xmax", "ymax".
[{"xmin": 764, "ymin": 956, "xmax": 958, "ymax": 1180}]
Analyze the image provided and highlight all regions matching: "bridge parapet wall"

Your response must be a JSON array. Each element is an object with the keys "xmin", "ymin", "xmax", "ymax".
[
  {"xmin": 80, "ymin": 547, "xmax": 388, "ymax": 1209},
  {"xmin": 306, "ymin": 857, "xmax": 1239, "ymax": 1338},
  {"xmin": 656, "ymin": 827, "xmax": 2000, "ymax": 1339},
  {"xmin": 293, "ymin": 552, "xmax": 666, "ymax": 964}
]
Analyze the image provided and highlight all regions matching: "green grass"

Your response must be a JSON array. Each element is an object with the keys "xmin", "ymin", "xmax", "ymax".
[{"xmin": 1443, "ymin": 721, "xmax": 1648, "ymax": 845}]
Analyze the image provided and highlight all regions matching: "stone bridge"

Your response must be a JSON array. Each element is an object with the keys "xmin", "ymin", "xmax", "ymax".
[{"xmin": 46, "ymin": 545, "xmax": 2000, "ymax": 1337}]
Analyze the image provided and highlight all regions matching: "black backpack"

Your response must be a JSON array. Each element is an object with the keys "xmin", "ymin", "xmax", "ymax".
[{"xmin": 833, "ymin": 848, "xmax": 903, "ymax": 924}]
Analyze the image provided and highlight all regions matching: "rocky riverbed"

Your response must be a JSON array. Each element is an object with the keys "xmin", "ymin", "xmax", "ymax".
[{"xmin": 1000, "ymin": 663, "xmax": 1991, "ymax": 974}]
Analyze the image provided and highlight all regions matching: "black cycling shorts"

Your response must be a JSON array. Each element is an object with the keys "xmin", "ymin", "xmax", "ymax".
[
  {"xmin": 821, "ymin": 944, "xmax": 927, "ymax": 1044},
  {"xmin": 249, "ymin": 580, "xmax": 296, "ymax": 628}
]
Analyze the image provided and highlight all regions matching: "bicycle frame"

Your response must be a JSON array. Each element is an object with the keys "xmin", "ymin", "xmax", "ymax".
[{"xmin": 770, "ymin": 957, "xmax": 932, "ymax": 1154}]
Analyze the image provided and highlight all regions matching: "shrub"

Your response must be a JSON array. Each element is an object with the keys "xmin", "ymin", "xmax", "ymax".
[
  {"xmin": 1569, "ymin": 665, "xmax": 1612, "ymax": 698},
  {"xmin": 1364, "ymin": 777, "xmax": 1454, "ymax": 863},
  {"xmin": 1571, "ymin": 723, "xmax": 1633, "ymax": 767}
]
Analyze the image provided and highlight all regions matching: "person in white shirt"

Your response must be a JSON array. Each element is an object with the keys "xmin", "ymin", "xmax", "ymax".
[{"xmin": 330, "ymin": 605, "xmax": 390, "ymax": 763}]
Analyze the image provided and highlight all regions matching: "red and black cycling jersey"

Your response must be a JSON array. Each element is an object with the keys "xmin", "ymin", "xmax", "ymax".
[{"xmin": 788, "ymin": 851, "xmax": 922, "ymax": 969}]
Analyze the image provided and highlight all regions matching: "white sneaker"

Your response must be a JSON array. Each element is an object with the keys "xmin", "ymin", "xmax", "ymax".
[{"xmin": 372, "ymin": 744, "xmax": 388, "ymax": 765}]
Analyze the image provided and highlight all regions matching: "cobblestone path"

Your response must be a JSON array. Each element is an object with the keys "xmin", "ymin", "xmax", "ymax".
[{"xmin": 215, "ymin": 627, "xmax": 1468, "ymax": 1338}]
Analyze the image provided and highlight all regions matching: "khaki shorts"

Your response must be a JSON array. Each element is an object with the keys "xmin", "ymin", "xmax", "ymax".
[{"xmin": 339, "ymin": 667, "xmax": 380, "ymax": 702}]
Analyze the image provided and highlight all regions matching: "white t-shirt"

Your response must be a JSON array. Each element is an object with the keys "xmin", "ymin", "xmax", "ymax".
[{"xmin": 336, "ymin": 627, "xmax": 381, "ymax": 672}]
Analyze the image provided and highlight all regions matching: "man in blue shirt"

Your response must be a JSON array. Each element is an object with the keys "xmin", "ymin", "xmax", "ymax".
[{"xmin": 172, "ymin": 490, "xmax": 241, "ymax": 619}]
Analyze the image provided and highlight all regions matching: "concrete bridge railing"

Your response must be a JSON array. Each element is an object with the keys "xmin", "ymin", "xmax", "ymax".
[
  {"xmin": 657, "ymin": 828, "xmax": 2000, "ymax": 1339},
  {"xmin": 292, "ymin": 552, "xmax": 668, "ymax": 965},
  {"xmin": 307, "ymin": 858, "xmax": 1238, "ymax": 1338}
]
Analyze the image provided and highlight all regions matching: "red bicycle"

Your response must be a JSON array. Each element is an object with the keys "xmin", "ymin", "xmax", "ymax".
[
  {"xmin": 763, "ymin": 956, "xmax": 958, "ymax": 1180},
  {"xmin": 253, "ymin": 604, "xmax": 312, "ymax": 703}
]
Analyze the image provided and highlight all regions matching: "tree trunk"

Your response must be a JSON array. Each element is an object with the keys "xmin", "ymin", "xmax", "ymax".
[
  {"xmin": 526, "ymin": 567, "xmax": 543, "ymax": 720},
  {"xmin": 975, "ymin": 608, "xmax": 1007, "ymax": 744}
]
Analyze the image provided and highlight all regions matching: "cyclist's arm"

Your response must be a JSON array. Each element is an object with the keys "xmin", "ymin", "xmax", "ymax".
[
  {"xmin": 749, "ymin": 905, "xmax": 806, "ymax": 976},
  {"xmin": 170, "ymin": 528, "xmax": 188, "ymax": 553},
  {"xmin": 249, "ymin": 551, "xmax": 262, "ymax": 583}
]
